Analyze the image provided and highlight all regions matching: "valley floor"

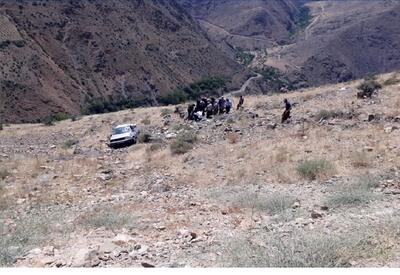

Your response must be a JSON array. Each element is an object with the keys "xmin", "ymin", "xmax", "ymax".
[{"xmin": 1, "ymin": 73, "xmax": 400, "ymax": 267}]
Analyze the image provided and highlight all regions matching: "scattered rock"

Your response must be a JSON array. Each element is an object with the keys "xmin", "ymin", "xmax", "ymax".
[
  {"xmin": 141, "ymin": 262, "xmax": 155, "ymax": 268},
  {"xmin": 292, "ymin": 201, "xmax": 301, "ymax": 209},
  {"xmin": 320, "ymin": 206, "xmax": 329, "ymax": 211},
  {"xmin": 311, "ymin": 211, "xmax": 323, "ymax": 219}
]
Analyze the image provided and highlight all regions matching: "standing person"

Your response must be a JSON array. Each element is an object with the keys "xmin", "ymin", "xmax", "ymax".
[
  {"xmin": 206, "ymin": 103, "xmax": 213, "ymax": 119},
  {"xmin": 226, "ymin": 99, "xmax": 232, "ymax": 114},
  {"xmin": 187, "ymin": 104, "xmax": 195, "ymax": 120},
  {"xmin": 281, "ymin": 98, "xmax": 292, "ymax": 123},
  {"xmin": 237, "ymin": 95, "xmax": 244, "ymax": 110},
  {"xmin": 218, "ymin": 97, "xmax": 226, "ymax": 115}
]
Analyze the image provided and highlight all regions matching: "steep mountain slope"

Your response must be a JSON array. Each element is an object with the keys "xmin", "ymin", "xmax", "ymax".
[
  {"xmin": 176, "ymin": 0, "xmax": 303, "ymax": 52},
  {"xmin": 263, "ymin": 0, "xmax": 400, "ymax": 87},
  {"xmin": 0, "ymin": 0, "xmax": 246, "ymax": 123}
]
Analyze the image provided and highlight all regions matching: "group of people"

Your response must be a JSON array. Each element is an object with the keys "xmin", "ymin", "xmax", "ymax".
[
  {"xmin": 185, "ymin": 94, "xmax": 292, "ymax": 124},
  {"xmin": 187, "ymin": 95, "xmax": 245, "ymax": 121}
]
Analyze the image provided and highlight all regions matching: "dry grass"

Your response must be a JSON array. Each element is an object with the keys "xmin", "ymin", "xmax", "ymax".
[
  {"xmin": 351, "ymin": 151, "xmax": 373, "ymax": 168},
  {"xmin": 325, "ymin": 176, "xmax": 380, "ymax": 208},
  {"xmin": 222, "ymin": 216, "xmax": 400, "ymax": 267},
  {"xmin": 170, "ymin": 131, "xmax": 198, "ymax": 155},
  {"xmin": 76, "ymin": 207, "xmax": 139, "ymax": 231},
  {"xmin": 296, "ymin": 159, "xmax": 335, "ymax": 181}
]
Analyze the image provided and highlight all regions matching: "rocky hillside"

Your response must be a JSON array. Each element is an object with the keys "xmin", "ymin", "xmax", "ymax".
[
  {"xmin": 176, "ymin": 0, "xmax": 303, "ymax": 52},
  {"xmin": 260, "ymin": 0, "xmax": 400, "ymax": 87},
  {"xmin": 0, "ymin": 0, "xmax": 246, "ymax": 123},
  {"xmin": 1, "ymin": 72, "xmax": 400, "ymax": 267}
]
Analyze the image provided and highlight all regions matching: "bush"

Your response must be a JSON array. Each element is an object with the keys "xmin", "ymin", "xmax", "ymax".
[
  {"xmin": 235, "ymin": 48, "xmax": 255, "ymax": 66},
  {"xmin": 82, "ymin": 96, "xmax": 149, "ymax": 115},
  {"xmin": 62, "ymin": 139, "xmax": 78, "ymax": 149},
  {"xmin": 357, "ymin": 79, "xmax": 382, "ymax": 98},
  {"xmin": 41, "ymin": 112, "xmax": 71, "ymax": 126},
  {"xmin": 256, "ymin": 67, "xmax": 293, "ymax": 92},
  {"xmin": 297, "ymin": 159, "xmax": 335, "ymax": 180},
  {"xmin": 137, "ymin": 131, "xmax": 152, "ymax": 143},
  {"xmin": 0, "ymin": 123, "xmax": 3, "ymax": 131},
  {"xmin": 170, "ymin": 131, "xmax": 198, "ymax": 155},
  {"xmin": 159, "ymin": 77, "xmax": 227, "ymax": 105},
  {"xmin": 315, "ymin": 110, "xmax": 345, "ymax": 121}
]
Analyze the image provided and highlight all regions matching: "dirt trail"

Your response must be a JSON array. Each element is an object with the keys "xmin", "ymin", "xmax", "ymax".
[
  {"xmin": 228, "ymin": 73, "xmax": 263, "ymax": 97},
  {"xmin": 305, "ymin": 3, "xmax": 326, "ymax": 40}
]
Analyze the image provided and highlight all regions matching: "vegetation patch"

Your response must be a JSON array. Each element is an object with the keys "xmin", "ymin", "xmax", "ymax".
[
  {"xmin": 256, "ymin": 67, "xmax": 293, "ymax": 92},
  {"xmin": 62, "ymin": 139, "xmax": 79, "ymax": 149},
  {"xmin": 159, "ymin": 77, "xmax": 227, "ymax": 105},
  {"xmin": 222, "ymin": 218, "xmax": 400, "ymax": 267},
  {"xmin": 170, "ymin": 131, "xmax": 198, "ymax": 155},
  {"xmin": 357, "ymin": 78, "xmax": 382, "ymax": 98},
  {"xmin": 325, "ymin": 177, "xmax": 379, "ymax": 208},
  {"xmin": 41, "ymin": 112, "xmax": 71, "ymax": 126},
  {"xmin": 0, "ymin": 208, "xmax": 73, "ymax": 266},
  {"xmin": 296, "ymin": 159, "xmax": 335, "ymax": 180},
  {"xmin": 235, "ymin": 48, "xmax": 255, "ymax": 66},
  {"xmin": 76, "ymin": 208, "xmax": 138, "ymax": 230},
  {"xmin": 82, "ymin": 95, "xmax": 150, "ymax": 115},
  {"xmin": 315, "ymin": 109, "xmax": 346, "ymax": 121}
]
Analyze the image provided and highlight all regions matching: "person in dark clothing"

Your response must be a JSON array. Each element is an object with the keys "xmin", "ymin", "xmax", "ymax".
[
  {"xmin": 206, "ymin": 103, "xmax": 213, "ymax": 119},
  {"xmin": 218, "ymin": 97, "xmax": 226, "ymax": 115},
  {"xmin": 194, "ymin": 99, "xmax": 202, "ymax": 113},
  {"xmin": 225, "ymin": 99, "xmax": 232, "ymax": 114},
  {"xmin": 187, "ymin": 104, "xmax": 195, "ymax": 120},
  {"xmin": 281, "ymin": 98, "xmax": 292, "ymax": 123},
  {"xmin": 237, "ymin": 95, "xmax": 244, "ymax": 110}
]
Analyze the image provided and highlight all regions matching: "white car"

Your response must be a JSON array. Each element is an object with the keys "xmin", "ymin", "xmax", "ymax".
[{"xmin": 109, "ymin": 124, "xmax": 140, "ymax": 148}]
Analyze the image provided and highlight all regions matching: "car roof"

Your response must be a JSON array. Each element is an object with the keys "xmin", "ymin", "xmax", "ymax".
[{"xmin": 114, "ymin": 124, "xmax": 136, "ymax": 128}]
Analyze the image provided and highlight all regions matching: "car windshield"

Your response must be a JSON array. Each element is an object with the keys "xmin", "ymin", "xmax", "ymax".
[{"xmin": 112, "ymin": 126, "xmax": 130, "ymax": 135}]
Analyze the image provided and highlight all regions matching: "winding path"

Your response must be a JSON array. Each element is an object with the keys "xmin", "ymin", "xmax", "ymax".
[{"xmin": 228, "ymin": 73, "xmax": 263, "ymax": 97}]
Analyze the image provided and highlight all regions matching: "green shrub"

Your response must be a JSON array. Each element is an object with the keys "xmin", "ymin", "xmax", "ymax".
[
  {"xmin": 235, "ymin": 48, "xmax": 255, "ymax": 66},
  {"xmin": 82, "ymin": 96, "xmax": 149, "ymax": 115},
  {"xmin": 357, "ymin": 79, "xmax": 382, "ymax": 98},
  {"xmin": 170, "ymin": 131, "xmax": 198, "ymax": 155},
  {"xmin": 159, "ymin": 77, "xmax": 227, "ymax": 105},
  {"xmin": 297, "ymin": 159, "xmax": 335, "ymax": 180},
  {"xmin": 256, "ymin": 67, "xmax": 293, "ymax": 92},
  {"xmin": 233, "ymin": 192, "xmax": 296, "ymax": 215},
  {"xmin": 41, "ymin": 112, "xmax": 71, "ymax": 126},
  {"xmin": 62, "ymin": 139, "xmax": 78, "ymax": 149},
  {"xmin": 382, "ymin": 76, "xmax": 400, "ymax": 86}
]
